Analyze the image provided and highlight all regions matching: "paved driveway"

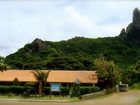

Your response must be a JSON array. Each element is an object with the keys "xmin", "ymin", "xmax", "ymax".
[{"xmin": 0, "ymin": 90, "xmax": 140, "ymax": 105}]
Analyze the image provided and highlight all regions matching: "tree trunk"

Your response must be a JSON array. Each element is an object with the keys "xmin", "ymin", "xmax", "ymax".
[{"xmin": 39, "ymin": 81, "xmax": 42, "ymax": 96}]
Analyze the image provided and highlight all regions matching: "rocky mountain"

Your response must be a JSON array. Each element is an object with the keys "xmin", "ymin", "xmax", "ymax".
[
  {"xmin": 120, "ymin": 8, "xmax": 140, "ymax": 43},
  {"xmin": 5, "ymin": 8, "xmax": 140, "ymax": 70}
]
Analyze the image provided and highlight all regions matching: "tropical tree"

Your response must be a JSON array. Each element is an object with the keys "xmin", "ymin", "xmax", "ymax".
[
  {"xmin": 32, "ymin": 70, "xmax": 50, "ymax": 96},
  {"xmin": 94, "ymin": 56, "xmax": 121, "ymax": 88},
  {"xmin": 125, "ymin": 61, "xmax": 140, "ymax": 84},
  {"xmin": 0, "ymin": 56, "xmax": 8, "ymax": 72}
]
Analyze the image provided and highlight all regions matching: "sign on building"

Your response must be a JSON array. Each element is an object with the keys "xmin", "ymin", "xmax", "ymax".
[{"xmin": 50, "ymin": 83, "xmax": 61, "ymax": 92}]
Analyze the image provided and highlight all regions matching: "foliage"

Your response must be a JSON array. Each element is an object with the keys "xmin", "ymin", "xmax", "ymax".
[
  {"xmin": 0, "ymin": 56, "xmax": 8, "ymax": 71},
  {"xmin": 6, "ymin": 37, "xmax": 140, "ymax": 70},
  {"xmin": 61, "ymin": 87, "xmax": 70, "ymax": 95},
  {"xmin": 44, "ymin": 86, "xmax": 99, "ymax": 96},
  {"xmin": 70, "ymin": 84, "xmax": 81, "ymax": 97},
  {"xmin": 132, "ymin": 82, "xmax": 140, "ymax": 89},
  {"xmin": 130, "ymin": 61, "xmax": 140, "ymax": 83},
  {"xmin": 4, "ymin": 36, "xmax": 140, "ymax": 87},
  {"xmin": 13, "ymin": 78, "xmax": 20, "ymax": 86},
  {"xmin": 0, "ymin": 85, "xmax": 100, "ymax": 96},
  {"xmin": 46, "ymin": 56, "xmax": 85, "ymax": 70},
  {"xmin": 94, "ymin": 56, "xmax": 121, "ymax": 88},
  {"xmin": 70, "ymin": 85, "xmax": 100, "ymax": 97},
  {"xmin": 32, "ymin": 70, "xmax": 50, "ymax": 96},
  {"xmin": 44, "ymin": 87, "xmax": 70, "ymax": 95},
  {"xmin": 124, "ymin": 61, "xmax": 140, "ymax": 84},
  {"xmin": 44, "ymin": 87, "xmax": 50, "ymax": 95},
  {"xmin": 80, "ymin": 86, "xmax": 100, "ymax": 95},
  {"xmin": 0, "ymin": 86, "xmax": 35, "ymax": 95},
  {"xmin": 32, "ymin": 70, "xmax": 49, "ymax": 83}
]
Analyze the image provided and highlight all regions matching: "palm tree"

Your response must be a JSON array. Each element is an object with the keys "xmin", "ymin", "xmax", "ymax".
[
  {"xmin": 32, "ymin": 70, "xmax": 50, "ymax": 96},
  {"xmin": 0, "ymin": 56, "xmax": 7, "ymax": 72}
]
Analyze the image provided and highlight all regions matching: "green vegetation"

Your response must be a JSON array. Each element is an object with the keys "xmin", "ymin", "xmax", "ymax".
[
  {"xmin": 32, "ymin": 70, "xmax": 50, "ymax": 96},
  {"xmin": 5, "ymin": 37, "xmax": 140, "ymax": 70},
  {"xmin": 137, "ymin": 100, "xmax": 140, "ymax": 105},
  {"xmin": 3, "ymin": 8, "xmax": 140, "ymax": 90},
  {"xmin": 4, "ymin": 37, "xmax": 140, "ymax": 87},
  {"xmin": 0, "ymin": 86, "xmax": 35, "ymax": 95},
  {"xmin": 80, "ymin": 86, "xmax": 100, "ymax": 95},
  {"xmin": 0, "ymin": 56, "xmax": 8, "ymax": 72},
  {"xmin": 0, "ymin": 85, "xmax": 100, "ymax": 97},
  {"xmin": 94, "ymin": 56, "xmax": 121, "ymax": 88},
  {"xmin": 44, "ymin": 86, "xmax": 100, "ymax": 96},
  {"xmin": 0, "ymin": 95, "xmax": 79, "ymax": 102},
  {"xmin": 0, "ymin": 9, "xmax": 140, "ymax": 103},
  {"xmin": 133, "ymin": 82, "xmax": 140, "ymax": 89}
]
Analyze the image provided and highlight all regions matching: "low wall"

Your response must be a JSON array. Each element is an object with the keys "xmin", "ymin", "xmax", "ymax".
[{"xmin": 80, "ymin": 90, "xmax": 106, "ymax": 100}]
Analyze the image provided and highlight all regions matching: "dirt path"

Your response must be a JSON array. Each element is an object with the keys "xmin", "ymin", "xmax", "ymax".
[
  {"xmin": 76, "ymin": 89, "xmax": 140, "ymax": 105},
  {"xmin": 0, "ymin": 90, "xmax": 140, "ymax": 105}
]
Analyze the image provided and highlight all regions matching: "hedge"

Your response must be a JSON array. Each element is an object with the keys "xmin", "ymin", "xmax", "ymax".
[
  {"xmin": 0, "ymin": 86, "xmax": 35, "ymax": 95},
  {"xmin": 44, "ymin": 86, "xmax": 100, "ymax": 95},
  {"xmin": 44, "ymin": 87, "xmax": 50, "ymax": 95},
  {"xmin": 61, "ymin": 87, "xmax": 69, "ymax": 95},
  {"xmin": 44, "ymin": 87, "xmax": 69, "ymax": 95},
  {"xmin": 0, "ymin": 86, "xmax": 100, "ymax": 95},
  {"xmin": 133, "ymin": 82, "xmax": 140, "ymax": 89},
  {"xmin": 0, "ymin": 86, "xmax": 69, "ymax": 95},
  {"xmin": 80, "ymin": 86, "xmax": 100, "ymax": 95}
]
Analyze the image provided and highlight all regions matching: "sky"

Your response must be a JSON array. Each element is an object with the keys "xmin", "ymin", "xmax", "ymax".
[{"xmin": 0, "ymin": 0, "xmax": 140, "ymax": 56}]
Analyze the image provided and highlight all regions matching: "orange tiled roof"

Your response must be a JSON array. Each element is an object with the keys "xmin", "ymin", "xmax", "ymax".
[{"xmin": 0, "ymin": 70, "xmax": 98, "ymax": 84}]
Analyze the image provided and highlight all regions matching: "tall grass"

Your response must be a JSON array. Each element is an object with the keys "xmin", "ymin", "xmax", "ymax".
[{"xmin": 133, "ymin": 82, "xmax": 140, "ymax": 89}]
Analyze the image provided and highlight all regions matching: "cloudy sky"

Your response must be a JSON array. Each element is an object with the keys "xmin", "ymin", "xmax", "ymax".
[{"xmin": 0, "ymin": 0, "xmax": 140, "ymax": 56}]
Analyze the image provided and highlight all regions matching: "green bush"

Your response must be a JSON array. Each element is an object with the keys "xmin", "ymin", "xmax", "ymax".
[
  {"xmin": 0, "ymin": 86, "xmax": 35, "ymax": 95},
  {"xmin": 133, "ymin": 82, "xmax": 140, "ymax": 89},
  {"xmin": 61, "ymin": 87, "xmax": 69, "ymax": 95},
  {"xmin": 80, "ymin": 86, "xmax": 100, "ymax": 95},
  {"xmin": 69, "ymin": 84, "xmax": 80, "ymax": 97},
  {"xmin": 44, "ymin": 87, "xmax": 50, "ymax": 95},
  {"xmin": 44, "ymin": 87, "xmax": 69, "ymax": 95},
  {"xmin": 0, "ymin": 86, "xmax": 100, "ymax": 96}
]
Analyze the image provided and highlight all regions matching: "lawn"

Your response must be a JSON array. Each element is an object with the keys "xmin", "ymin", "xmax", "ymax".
[
  {"xmin": 137, "ymin": 100, "xmax": 140, "ymax": 105},
  {"xmin": 133, "ymin": 82, "xmax": 140, "ymax": 89},
  {"xmin": 0, "ymin": 94, "xmax": 79, "ymax": 102}
]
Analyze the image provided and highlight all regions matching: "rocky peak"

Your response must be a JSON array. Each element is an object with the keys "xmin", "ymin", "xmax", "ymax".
[
  {"xmin": 33, "ymin": 38, "xmax": 43, "ymax": 43},
  {"xmin": 119, "ymin": 28, "xmax": 126, "ymax": 39},
  {"xmin": 31, "ymin": 38, "xmax": 49, "ymax": 52},
  {"xmin": 120, "ymin": 8, "xmax": 140, "ymax": 44},
  {"xmin": 133, "ymin": 8, "xmax": 140, "ymax": 24},
  {"xmin": 120, "ymin": 28, "xmax": 126, "ymax": 35}
]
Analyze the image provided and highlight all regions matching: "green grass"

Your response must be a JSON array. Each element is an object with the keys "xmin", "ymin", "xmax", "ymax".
[
  {"xmin": 136, "ymin": 100, "xmax": 140, "ymax": 105},
  {"xmin": 132, "ymin": 82, "xmax": 140, "ymax": 89},
  {"xmin": 0, "ymin": 94, "xmax": 79, "ymax": 102}
]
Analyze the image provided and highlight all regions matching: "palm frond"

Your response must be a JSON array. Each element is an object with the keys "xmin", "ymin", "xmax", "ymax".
[{"xmin": 32, "ymin": 70, "xmax": 50, "ymax": 82}]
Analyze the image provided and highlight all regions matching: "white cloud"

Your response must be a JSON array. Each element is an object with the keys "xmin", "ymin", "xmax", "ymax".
[
  {"xmin": 62, "ymin": 5, "xmax": 100, "ymax": 38},
  {"xmin": 0, "ymin": 1, "xmax": 140, "ymax": 56},
  {"xmin": 64, "ymin": 5, "xmax": 94, "ymax": 30}
]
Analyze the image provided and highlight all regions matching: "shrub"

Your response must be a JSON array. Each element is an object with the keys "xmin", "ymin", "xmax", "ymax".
[
  {"xmin": 13, "ymin": 78, "xmax": 20, "ymax": 86},
  {"xmin": 44, "ymin": 87, "xmax": 50, "ymax": 95},
  {"xmin": 44, "ymin": 87, "xmax": 69, "ymax": 95},
  {"xmin": 19, "ymin": 86, "xmax": 100, "ymax": 96},
  {"xmin": 80, "ymin": 86, "xmax": 100, "ymax": 95},
  {"xmin": 133, "ymin": 82, "xmax": 140, "ymax": 89},
  {"xmin": 61, "ymin": 87, "xmax": 69, "ymax": 95},
  {"xmin": 70, "ymin": 84, "xmax": 80, "ymax": 97},
  {"xmin": 0, "ymin": 86, "xmax": 35, "ymax": 95}
]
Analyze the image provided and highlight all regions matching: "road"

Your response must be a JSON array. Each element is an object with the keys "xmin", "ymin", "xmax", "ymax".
[{"xmin": 0, "ymin": 90, "xmax": 140, "ymax": 105}]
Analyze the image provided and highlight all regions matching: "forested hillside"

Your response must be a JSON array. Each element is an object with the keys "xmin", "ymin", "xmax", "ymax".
[{"xmin": 5, "ymin": 8, "xmax": 140, "ymax": 71}]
